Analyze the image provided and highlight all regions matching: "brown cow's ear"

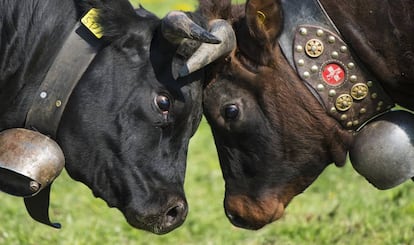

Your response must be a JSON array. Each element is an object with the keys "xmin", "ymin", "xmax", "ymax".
[{"xmin": 245, "ymin": 0, "xmax": 283, "ymax": 45}]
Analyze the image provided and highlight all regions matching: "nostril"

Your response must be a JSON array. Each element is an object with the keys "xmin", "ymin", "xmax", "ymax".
[
  {"xmin": 226, "ymin": 210, "xmax": 262, "ymax": 230},
  {"xmin": 226, "ymin": 211, "xmax": 247, "ymax": 227},
  {"xmin": 166, "ymin": 205, "xmax": 179, "ymax": 224},
  {"xmin": 164, "ymin": 201, "xmax": 187, "ymax": 227}
]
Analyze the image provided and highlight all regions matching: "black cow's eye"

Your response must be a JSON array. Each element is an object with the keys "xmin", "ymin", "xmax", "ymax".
[
  {"xmin": 155, "ymin": 95, "xmax": 171, "ymax": 112},
  {"xmin": 224, "ymin": 104, "xmax": 239, "ymax": 120}
]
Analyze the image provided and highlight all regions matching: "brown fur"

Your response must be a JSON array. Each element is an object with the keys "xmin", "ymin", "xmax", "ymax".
[
  {"xmin": 320, "ymin": 0, "xmax": 414, "ymax": 108},
  {"xmin": 198, "ymin": 0, "xmax": 414, "ymax": 230}
]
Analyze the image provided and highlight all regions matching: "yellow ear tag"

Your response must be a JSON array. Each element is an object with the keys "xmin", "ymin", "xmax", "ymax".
[
  {"xmin": 81, "ymin": 8, "xmax": 103, "ymax": 39},
  {"xmin": 256, "ymin": 10, "xmax": 266, "ymax": 24}
]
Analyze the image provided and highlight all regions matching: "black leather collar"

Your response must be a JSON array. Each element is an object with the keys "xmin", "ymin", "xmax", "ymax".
[
  {"xmin": 25, "ymin": 20, "xmax": 102, "ymax": 137},
  {"xmin": 23, "ymin": 9, "xmax": 103, "ymax": 228}
]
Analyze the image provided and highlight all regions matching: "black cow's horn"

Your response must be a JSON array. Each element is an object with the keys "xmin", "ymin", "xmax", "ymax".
[
  {"xmin": 161, "ymin": 11, "xmax": 221, "ymax": 44},
  {"xmin": 178, "ymin": 19, "xmax": 236, "ymax": 77}
]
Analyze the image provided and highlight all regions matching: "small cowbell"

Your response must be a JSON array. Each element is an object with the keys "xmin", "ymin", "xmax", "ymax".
[{"xmin": 349, "ymin": 110, "xmax": 414, "ymax": 190}]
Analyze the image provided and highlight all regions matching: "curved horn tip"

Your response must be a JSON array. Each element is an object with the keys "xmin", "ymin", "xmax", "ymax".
[
  {"xmin": 178, "ymin": 66, "xmax": 190, "ymax": 78},
  {"xmin": 197, "ymin": 32, "xmax": 221, "ymax": 44},
  {"xmin": 179, "ymin": 19, "xmax": 236, "ymax": 76},
  {"xmin": 163, "ymin": 10, "xmax": 223, "ymax": 44}
]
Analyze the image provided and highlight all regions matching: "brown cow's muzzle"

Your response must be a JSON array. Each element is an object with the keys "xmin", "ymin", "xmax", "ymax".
[{"xmin": 224, "ymin": 194, "xmax": 285, "ymax": 230}]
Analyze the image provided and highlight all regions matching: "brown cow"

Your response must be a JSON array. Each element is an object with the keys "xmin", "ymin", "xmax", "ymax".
[{"xmin": 194, "ymin": 0, "xmax": 414, "ymax": 230}]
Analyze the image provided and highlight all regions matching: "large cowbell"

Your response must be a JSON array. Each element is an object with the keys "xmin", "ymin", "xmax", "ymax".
[
  {"xmin": 0, "ymin": 128, "xmax": 64, "ymax": 227},
  {"xmin": 0, "ymin": 128, "xmax": 64, "ymax": 197},
  {"xmin": 349, "ymin": 110, "xmax": 414, "ymax": 190}
]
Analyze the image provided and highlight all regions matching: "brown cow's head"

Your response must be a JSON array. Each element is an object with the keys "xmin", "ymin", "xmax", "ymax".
[{"xmin": 199, "ymin": 0, "xmax": 353, "ymax": 230}]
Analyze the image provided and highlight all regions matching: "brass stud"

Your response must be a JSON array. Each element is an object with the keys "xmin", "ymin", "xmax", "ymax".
[
  {"xmin": 299, "ymin": 27, "xmax": 308, "ymax": 35},
  {"xmin": 371, "ymin": 93, "xmax": 378, "ymax": 99},
  {"xmin": 351, "ymin": 83, "xmax": 369, "ymax": 100},
  {"xmin": 340, "ymin": 114, "xmax": 348, "ymax": 121},
  {"xmin": 296, "ymin": 45, "xmax": 304, "ymax": 52},
  {"xmin": 55, "ymin": 100, "xmax": 62, "ymax": 108},
  {"xmin": 303, "ymin": 71, "xmax": 310, "ymax": 78},
  {"xmin": 316, "ymin": 29, "xmax": 324, "ymax": 37},
  {"xmin": 298, "ymin": 59, "xmax": 305, "ymax": 66},
  {"xmin": 346, "ymin": 121, "xmax": 353, "ymax": 128},
  {"xmin": 328, "ymin": 89, "xmax": 336, "ymax": 97},
  {"xmin": 360, "ymin": 108, "xmax": 367, "ymax": 114},
  {"xmin": 328, "ymin": 36, "xmax": 336, "ymax": 43},
  {"xmin": 350, "ymin": 75, "xmax": 358, "ymax": 82},
  {"xmin": 305, "ymin": 39, "xmax": 324, "ymax": 57},
  {"xmin": 347, "ymin": 62, "xmax": 355, "ymax": 69},
  {"xmin": 311, "ymin": 65, "xmax": 319, "ymax": 73},
  {"xmin": 331, "ymin": 51, "xmax": 339, "ymax": 59},
  {"xmin": 317, "ymin": 84, "xmax": 325, "ymax": 91},
  {"xmin": 367, "ymin": 81, "xmax": 373, "ymax": 87},
  {"xmin": 353, "ymin": 120, "xmax": 359, "ymax": 126},
  {"xmin": 378, "ymin": 101, "xmax": 384, "ymax": 106},
  {"xmin": 330, "ymin": 107, "xmax": 337, "ymax": 113},
  {"xmin": 340, "ymin": 46, "xmax": 348, "ymax": 53},
  {"xmin": 335, "ymin": 94, "xmax": 353, "ymax": 111}
]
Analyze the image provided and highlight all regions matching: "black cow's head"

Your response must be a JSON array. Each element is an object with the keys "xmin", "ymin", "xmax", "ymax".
[
  {"xmin": 53, "ymin": 1, "xmax": 232, "ymax": 234},
  {"xmin": 199, "ymin": 0, "xmax": 353, "ymax": 230}
]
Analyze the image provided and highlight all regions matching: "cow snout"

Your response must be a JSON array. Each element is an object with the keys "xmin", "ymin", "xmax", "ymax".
[
  {"xmin": 224, "ymin": 194, "xmax": 285, "ymax": 230},
  {"xmin": 163, "ymin": 199, "xmax": 187, "ymax": 232},
  {"xmin": 124, "ymin": 197, "xmax": 188, "ymax": 235}
]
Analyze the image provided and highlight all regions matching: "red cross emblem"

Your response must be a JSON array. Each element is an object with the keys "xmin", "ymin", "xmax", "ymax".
[{"xmin": 322, "ymin": 63, "xmax": 345, "ymax": 86}]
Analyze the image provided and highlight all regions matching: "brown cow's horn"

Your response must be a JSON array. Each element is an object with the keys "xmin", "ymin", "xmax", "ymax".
[
  {"xmin": 161, "ymin": 11, "xmax": 221, "ymax": 44},
  {"xmin": 178, "ymin": 19, "xmax": 236, "ymax": 77}
]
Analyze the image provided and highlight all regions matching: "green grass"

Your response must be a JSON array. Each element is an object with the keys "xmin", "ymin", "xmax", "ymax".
[
  {"xmin": 133, "ymin": 0, "xmax": 198, "ymax": 15},
  {"xmin": 2, "ymin": 119, "xmax": 414, "ymax": 245},
  {"xmin": 1, "ymin": 1, "xmax": 414, "ymax": 244}
]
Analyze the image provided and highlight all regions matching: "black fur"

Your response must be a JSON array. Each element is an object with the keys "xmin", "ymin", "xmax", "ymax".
[{"xmin": 0, "ymin": 0, "xmax": 205, "ymax": 234}]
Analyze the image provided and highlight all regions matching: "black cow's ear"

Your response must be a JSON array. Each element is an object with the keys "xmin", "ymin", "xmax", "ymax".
[
  {"xmin": 87, "ymin": 0, "xmax": 158, "ymax": 41},
  {"xmin": 245, "ymin": 0, "xmax": 283, "ymax": 45}
]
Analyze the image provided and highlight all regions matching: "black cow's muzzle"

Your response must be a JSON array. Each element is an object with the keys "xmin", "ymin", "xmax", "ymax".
[{"xmin": 124, "ymin": 196, "xmax": 188, "ymax": 235}]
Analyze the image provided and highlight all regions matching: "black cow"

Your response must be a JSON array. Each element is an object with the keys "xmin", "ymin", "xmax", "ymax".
[
  {"xmin": 0, "ymin": 0, "xmax": 231, "ymax": 234},
  {"xmin": 197, "ymin": 0, "xmax": 414, "ymax": 230}
]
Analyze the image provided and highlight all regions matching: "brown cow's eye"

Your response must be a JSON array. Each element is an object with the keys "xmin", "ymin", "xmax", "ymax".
[
  {"xmin": 224, "ymin": 104, "xmax": 239, "ymax": 120},
  {"xmin": 155, "ymin": 95, "xmax": 171, "ymax": 112}
]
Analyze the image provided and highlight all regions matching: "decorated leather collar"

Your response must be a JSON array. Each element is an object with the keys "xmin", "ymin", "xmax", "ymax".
[{"xmin": 278, "ymin": 0, "xmax": 394, "ymax": 130}]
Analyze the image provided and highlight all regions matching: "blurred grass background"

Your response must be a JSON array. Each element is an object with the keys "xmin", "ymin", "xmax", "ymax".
[{"xmin": 1, "ymin": 1, "xmax": 414, "ymax": 244}]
